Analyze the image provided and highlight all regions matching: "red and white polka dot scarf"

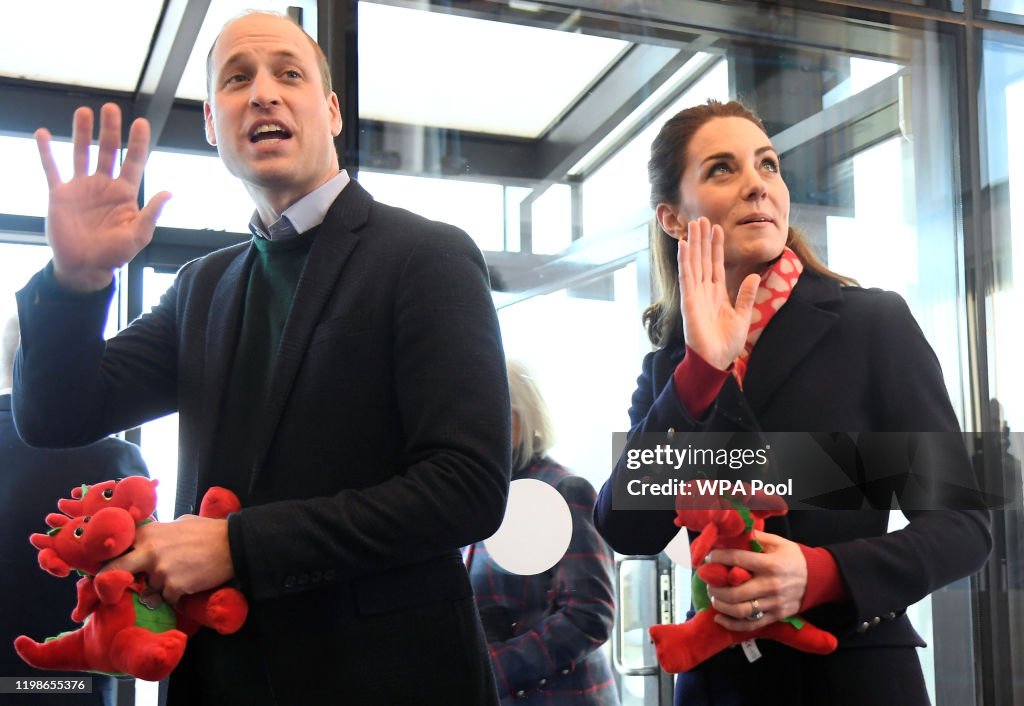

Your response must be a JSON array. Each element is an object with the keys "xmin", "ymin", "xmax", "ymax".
[{"xmin": 731, "ymin": 247, "xmax": 803, "ymax": 388}]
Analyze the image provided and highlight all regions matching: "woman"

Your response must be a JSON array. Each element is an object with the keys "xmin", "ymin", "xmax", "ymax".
[
  {"xmin": 467, "ymin": 361, "xmax": 619, "ymax": 705},
  {"xmin": 594, "ymin": 100, "xmax": 991, "ymax": 705}
]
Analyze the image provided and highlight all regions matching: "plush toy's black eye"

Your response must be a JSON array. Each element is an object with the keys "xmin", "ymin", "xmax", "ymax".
[
  {"xmin": 74, "ymin": 526, "xmax": 85, "ymax": 537},
  {"xmin": 103, "ymin": 488, "xmax": 115, "ymax": 499}
]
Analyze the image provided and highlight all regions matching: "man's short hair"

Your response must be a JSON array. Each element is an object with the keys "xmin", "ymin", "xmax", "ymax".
[{"xmin": 205, "ymin": 11, "xmax": 333, "ymax": 99}]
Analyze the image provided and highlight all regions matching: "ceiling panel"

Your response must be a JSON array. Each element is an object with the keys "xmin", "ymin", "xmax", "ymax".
[
  {"xmin": 0, "ymin": 1, "xmax": 629, "ymax": 142},
  {"xmin": 0, "ymin": 0, "xmax": 164, "ymax": 91},
  {"xmin": 356, "ymin": 2, "xmax": 630, "ymax": 138}
]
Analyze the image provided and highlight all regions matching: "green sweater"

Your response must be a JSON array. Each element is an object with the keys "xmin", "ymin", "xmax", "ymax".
[{"xmin": 210, "ymin": 229, "xmax": 316, "ymax": 500}]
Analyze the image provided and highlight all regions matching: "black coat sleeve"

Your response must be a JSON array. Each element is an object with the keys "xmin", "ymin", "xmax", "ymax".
[
  {"xmin": 13, "ymin": 263, "xmax": 179, "ymax": 448},
  {"xmin": 825, "ymin": 291, "xmax": 991, "ymax": 627}
]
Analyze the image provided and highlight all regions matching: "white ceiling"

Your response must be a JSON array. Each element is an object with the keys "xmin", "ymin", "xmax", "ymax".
[
  {"xmin": 0, "ymin": 0, "xmax": 164, "ymax": 91},
  {"xmin": 0, "ymin": 0, "xmax": 627, "ymax": 140},
  {"xmin": 356, "ymin": 2, "xmax": 629, "ymax": 138}
]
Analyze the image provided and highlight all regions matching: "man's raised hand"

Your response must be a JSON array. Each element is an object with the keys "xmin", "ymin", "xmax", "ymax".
[{"xmin": 35, "ymin": 103, "xmax": 171, "ymax": 292}]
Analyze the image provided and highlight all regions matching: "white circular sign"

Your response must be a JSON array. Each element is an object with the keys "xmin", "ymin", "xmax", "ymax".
[{"xmin": 483, "ymin": 478, "xmax": 572, "ymax": 575}]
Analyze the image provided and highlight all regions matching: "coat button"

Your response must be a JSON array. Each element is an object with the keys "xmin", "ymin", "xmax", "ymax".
[
  {"xmin": 884, "ymin": 612, "xmax": 896, "ymax": 620},
  {"xmin": 561, "ymin": 668, "xmax": 570, "ymax": 675},
  {"xmin": 538, "ymin": 678, "xmax": 546, "ymax": 686},
  {"xmin": 284, "ymin": 576, "xmax": 296, "ymax": 589},
  {"xmin": 667, "ymin": 427, "xmax": 675, "ymax": 439},
  {"xmin": 856, "ymin": 621, "xmax": 870, "ymax": 633},
  {"xmin": 871, "ymin": 616, "xmax": 881, "ymax": 626},
  {"xmin": 515, "ymin": 690, "xmax": 525, "ymax": 698}
]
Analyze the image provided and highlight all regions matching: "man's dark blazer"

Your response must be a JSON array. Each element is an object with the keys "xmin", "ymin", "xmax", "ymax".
[
  {"xmin": 14, "ymin": 180, "xmax": 511, "ymax": 705},
  {"xmin": 595, "ymin": 270, "xmax": 992, "ymax": 705},
  {"xmin": 0, "ymin": 393, "xmax": 148, "ymax": 706}
]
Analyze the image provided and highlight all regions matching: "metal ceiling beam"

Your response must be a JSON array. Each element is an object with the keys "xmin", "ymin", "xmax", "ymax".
[
  {"xmin": 358, "ymin": 119, "xmax": 540, "ymax": 182},
  {"xmin": 0, "ymin": 79, "xmax": 131, "ymax": 139},
  {"xmin": 155, "ymin": 101, "xmax": 217, "ymax": 153},
  {"xmin": 134, "ymin": 0, "xmax": 211, "ymax": 147},
  {"xmin": 383, "ymin": 0, "xmax": 703, "ymax": 47},
  {"xmin": 770, "ymin": 72, "xmax": 900, "ymax": 154},
  {"xmin": 551, "ymin": 0, "xmax": 916, "ymax": 61},
  {"xmin": 61, "ymin": 96, "xmax": 541, "ymax": 182},
  {"xmin": 140, "ymin": 225, "xmax": 250, "ymax": 272},
  {"xmin": 490, "ymin": 221, "xmax": 650, "ymax": 307},
  {"xmin": 531, "ymin": 41, "xmax": 716, "ymax": 187},
  {"xmin": 364, "ymin": 1, "xmax": 713, "ymax": 187}
]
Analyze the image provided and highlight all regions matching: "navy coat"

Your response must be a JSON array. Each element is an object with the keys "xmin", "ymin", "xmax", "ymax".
[
  {"xmin": 595, "ymin": 270, "xmax": 991, "ymax": 705},
  {"xmin": 14, "ymin": 181, "xmax": 511, "ymax": 706}
]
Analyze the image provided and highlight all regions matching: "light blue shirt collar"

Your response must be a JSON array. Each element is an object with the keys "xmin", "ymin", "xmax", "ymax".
[
  {"xmin": 0, "ymin": 388, "xmax": 10, "ymax": 396},
  {"xmin": 249, "ymin": 170, "xmax": 350, "ymax": 240}
]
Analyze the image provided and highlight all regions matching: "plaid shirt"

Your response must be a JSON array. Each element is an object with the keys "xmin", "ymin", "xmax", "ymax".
[{"xmin": 466, "ymin": 457, "xmax": 620, "ymax": 705}]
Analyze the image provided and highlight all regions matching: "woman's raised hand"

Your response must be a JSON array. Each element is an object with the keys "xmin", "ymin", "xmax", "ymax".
[
  {"xmin": 35, "ymin": 103, "xmax": 171, "ymax": 292},
  {"xmin": 677, "ymin": 217, "xmax": 759, "ymax": 370}
]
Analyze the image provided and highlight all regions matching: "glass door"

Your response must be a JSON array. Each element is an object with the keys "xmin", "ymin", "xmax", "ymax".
[
  {"xmin": 357, "ymin": 2, "xmax": 978, "ymax": 702},
  {"xmin": 980, "ymin": 29, "xmax": 1024, "ymax": 706},
  {"xmin": 497, "ymin": 259, "xmax": 676, "ymax": 705}
]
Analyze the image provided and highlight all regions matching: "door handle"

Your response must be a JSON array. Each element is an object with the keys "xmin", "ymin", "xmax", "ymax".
[{"xmin": 612, "ymin": 556, "xmax": 662, "ymax": 676}]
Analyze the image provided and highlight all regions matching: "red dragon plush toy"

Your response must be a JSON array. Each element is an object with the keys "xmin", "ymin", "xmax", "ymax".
[
  {"xmin": 14, "ymin": 480, "xmax": 248, "ymax": 681},
  {"xmin": 648, "ymin": 485, "xmax": 838, "ymax": 673},
  {"xmin": 56, "ymin": 476, "xmax": 164, "ymax": 524}
]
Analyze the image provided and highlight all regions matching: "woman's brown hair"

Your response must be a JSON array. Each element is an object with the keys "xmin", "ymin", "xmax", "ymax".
[{"xmin": 643, "ymin": 99, "xmax": 855, "ymax": 347}]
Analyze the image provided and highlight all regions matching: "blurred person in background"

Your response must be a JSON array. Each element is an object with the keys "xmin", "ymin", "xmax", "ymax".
[
  {"xmin": 467, "ymin": 360, "xmax": 619, "ymax": 705},
  {"xmin": 1, "ymin": 313, "xmax": 149, "ymax": 706}
]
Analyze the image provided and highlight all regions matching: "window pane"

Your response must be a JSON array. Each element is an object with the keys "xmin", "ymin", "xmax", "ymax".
[
  {"xmin": 145, "ymin": 150, "xmax": 253, "ymax": 232},
  {"xmin": 0, "ymin": 136, "xmax": 117, "ymax": 218},
  {"xmin": 582, "ymin": 59, "xmax": 729, "ymax": 242},
  {"xmin": 0, "ymin": 1, "xmax": 162, "ymax": 91},
  {"xmin": 498, "ymin": 263, "xmax": 645, "ymax": 492},
  {"xmin": 530, "ymin": 185, "xmax": 572, "ymax": 255},
  {"xmin": 138, "ymin": 268, "xmax": 180, "ymax": 525},
  {"xmin": 0, "ymin": 242, "xmax": 52, "ymax": 319},
  {"xmin": 358, "ymin": 1, "xmax": 628, "ymax": 138},
  {"xmin": 357, "ymin": 171, "xmax": 505, "ymax": 252},
  {"xmin": 0, "ymin": 241, "xmax": 120, "ymax": 341},
  {"xmin": 983, "ymin": 0, "xmax": 1024, "ymax": 17},
  {"xmin": 981, "ymin": 31, "xmax": 1024, "ymax": 705},
  {"xmin": 504, "ymin": 186, "xmax": 531, "ymax": 253},
  {"xmin": 983, "ymin": 39, "xmax": 1024, "ymax": 427}
]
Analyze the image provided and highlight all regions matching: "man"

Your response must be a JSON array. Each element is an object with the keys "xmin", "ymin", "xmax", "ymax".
[
  {"xmin": 14, "ymin": 11, "xmax": 510, "ymax": 705},
  {"xmin": 1, "ymin": 314, "xmax": 149, "ymax": 706}
]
